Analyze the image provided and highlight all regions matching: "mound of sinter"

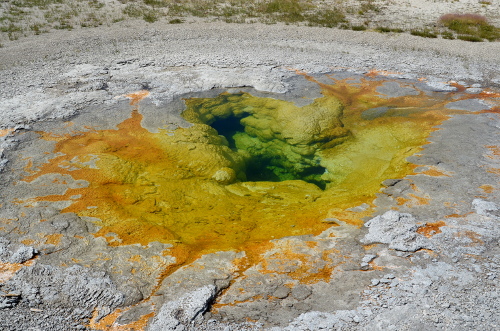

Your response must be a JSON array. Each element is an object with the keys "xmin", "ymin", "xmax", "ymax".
[{"xmin": 182, "ymin": 92, "xmax": 348, "ymax": 188}]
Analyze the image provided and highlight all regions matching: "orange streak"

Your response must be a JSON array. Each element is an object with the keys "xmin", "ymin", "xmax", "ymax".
[
  {"xmin": 125, "ymin": 90, "xmax": 150, "ymax": 106},
  {"xmin": 0, "ymin": 128, "xmax": 14, "ymax": 137},
  {"xmin": 89, "ymin": 307, "xmax": 155, "ymax": 331},
  {"xmin": 417, "ymin": 221, "xmax": 446, "ymax": 238},
  {"xmin": 408, "ymin": 193, "xmax": 430, "ymax": 206},
  {"xmin": 364, "ymin": 69, "xmax": 402, "ymax": 78},
  {"xmin": 486, "ymin": 145, "xmax": 500, "ymax": 156},
  {"xmin": 0, "ymin": 263, "xmax": 24, "ymax": 282},
  {"xmin": 445, "ymin": 212, "xmax": 473, "ymax": 218},
  {"xmin": 480, "ymin": 185, "xmax": 494, "ymax": 193},
  {"xmin": 487, "ymin": 168, "xmax": 500, "ymax": 175},
  {"xmin": 417, "ymin": 166, "xmax": 452, "ymax": 177},
  {"xmin": 44, "ymin": 233, "xmax": 63, "ymax": 245}
]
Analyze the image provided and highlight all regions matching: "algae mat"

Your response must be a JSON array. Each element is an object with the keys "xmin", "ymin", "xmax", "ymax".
[{"xmin": 12, "ymin": 73, "xmax": 499, "ymax": 268}]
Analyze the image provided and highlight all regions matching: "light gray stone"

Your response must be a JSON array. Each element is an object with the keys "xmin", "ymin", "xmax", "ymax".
[
  {"xmin": 472, "ymin": 199, "xmax": 498, "ymax": 216},
  {"xmin": 148, "ymin": 285, "xmax": 216, "ymax": 331},
  {"xmin": 9, "ymin": 246, "xmax": 37, "ymax": 264},
  {"xmin": 361, "ymin": 211, "xmax": 434, "ymax": 252}
]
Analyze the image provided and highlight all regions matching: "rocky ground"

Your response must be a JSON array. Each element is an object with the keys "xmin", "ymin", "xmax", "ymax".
[
  {"xmin": 1, "ymin": 0, "xmax": 500, "ymax": 43},
  {"xmin": 0, "ymin": 15, "xmax": 499, "ymax": 331}
]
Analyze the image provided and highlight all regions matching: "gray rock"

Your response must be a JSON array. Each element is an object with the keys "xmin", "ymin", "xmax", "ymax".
[
  {"xmin": 446, "ymin": 99, "xmax": 490, "ymax": 112},
  {"xmin": 272, "ymin": 286, "xmax": 290, "ymax": 299},
  {"xmin": 362, "ymin": 254, "xmax": 377, "ymax": 263},
  {"xmin": 9, "ymin": 246, "xmax": 37, "ymax": 264},
  {"xmin": 360, "ymin": 262, "xmax": 370, "ymax": 270},
  {"xmin": 6, "ymin": 264, "xmax": 123, "ymax": 321},
  {"xmin": 465, "ymin": 88, "xmax": 482, "ymax": 94},
  {"xmin": 0, "ymin": 237, "xmax": 10, "ymax": 262},
  {"xmin": 472, "ymin": 199, "xmax": 498, "ymax": 216},
  {"xmin": 291, "ymin": 285, "xmax": 312, "ymax": 301},
  {"xmin": 284, "ymin": 311, "xmax": 339, "ymax": 330},
  {"xmin": 0, "ymin": 292, "xmax": 21, "ymax": 309},
  {"xmin": 361, "ymin": 211, "xmax": 434, "ymax": 252},
  {"xmin": 293, "ymin": 302, "xmax": 311, "ymax": 311},
  {"xmin": 424, "ymin": 81, "xmax": 458, "ymax": 92},
  {"xmin": 376, "ymin": 81, "xmax": 419, "ymax": 98},
  {"xmin": 148, "ymin": 285, "xmax": 216, "ymax": 331}
]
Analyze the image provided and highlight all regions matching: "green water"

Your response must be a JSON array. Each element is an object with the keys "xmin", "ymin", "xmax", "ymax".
[
  {"xmin": 209, "ymin": 113, "xmax": 329, "ymax": 189},
  {"xmin": 210, "ymin": 115, "xmax": 244, "ymax": 150}
]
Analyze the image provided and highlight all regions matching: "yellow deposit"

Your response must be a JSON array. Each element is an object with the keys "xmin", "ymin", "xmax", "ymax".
[{"xmin": 22, "ymin": 75, "xmax": 468, "ymax": 264}]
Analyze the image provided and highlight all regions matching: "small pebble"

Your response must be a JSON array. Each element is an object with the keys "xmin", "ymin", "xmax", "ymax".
[{"xmin": 362, "ymin": 254, "xmax": 377, "ymax": 263}]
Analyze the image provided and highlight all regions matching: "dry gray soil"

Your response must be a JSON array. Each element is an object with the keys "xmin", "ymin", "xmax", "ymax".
[{"xmin": 1, "ymin": 20, "xmax": 499, "ymax": 331}]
